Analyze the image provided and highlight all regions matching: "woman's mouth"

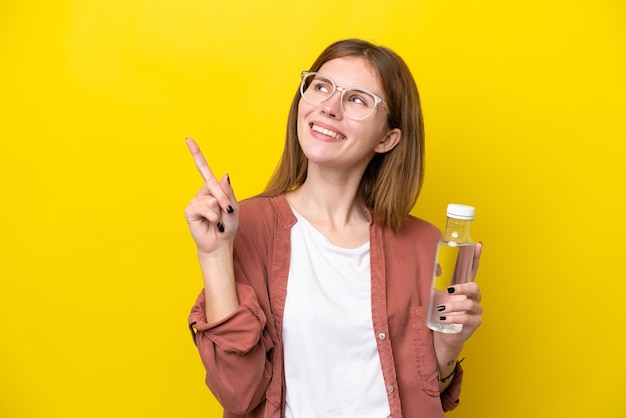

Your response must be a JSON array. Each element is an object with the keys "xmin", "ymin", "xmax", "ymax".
[{"xmin": 310, "ymin": 123, "xmax": 346, "ymax": 140}]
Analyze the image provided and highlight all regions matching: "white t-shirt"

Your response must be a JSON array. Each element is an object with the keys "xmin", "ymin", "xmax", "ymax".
[{"xmin": 282, "ymin": 208, "xmax": 391, "ymax": 418}]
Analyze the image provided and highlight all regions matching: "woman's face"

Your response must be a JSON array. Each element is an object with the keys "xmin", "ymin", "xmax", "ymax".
[{"xmin": 296, "ymin": 56, "xmax": 401, "ymax": 173}]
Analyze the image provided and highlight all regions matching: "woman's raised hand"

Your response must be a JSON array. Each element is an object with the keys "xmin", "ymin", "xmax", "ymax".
[{"xmin": 184, "ymin": 137, "xmax": 239, "ymax": 255}]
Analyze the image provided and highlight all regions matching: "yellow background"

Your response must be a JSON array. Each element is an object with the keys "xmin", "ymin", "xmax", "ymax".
[{"xmin": 1, "ymin": 1, "xmax": 625, "ymax": 417}]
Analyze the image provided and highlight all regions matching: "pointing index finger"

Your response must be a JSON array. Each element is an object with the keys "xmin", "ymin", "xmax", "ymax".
[{"xmin": 185, "ymin": 137, "xmax": 216, "ymax": 183}]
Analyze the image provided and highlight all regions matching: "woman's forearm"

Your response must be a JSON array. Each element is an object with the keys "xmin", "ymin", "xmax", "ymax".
[{"xmin": 198, "ymin": 243, "xmax": 239, "ymax": 323}]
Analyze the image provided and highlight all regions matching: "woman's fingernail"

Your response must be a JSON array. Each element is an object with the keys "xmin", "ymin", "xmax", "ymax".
[
  {"xmin": 227, "ymin": 205, "xmax": 234, "ymax": 214},
  {"xmin": 437, "ymin": 305, "xmax": 446, "ymax": 312},
  {"xmin": 447, "ymin": 287, "xmax": 455, "ymax": 294},
  {"xmin": 439, "ymin": 316, "xmax": 447, "ymax": 321},
  {"xmin": 217, "ymin": 222, "xmax": 225, "ymax": 233}
]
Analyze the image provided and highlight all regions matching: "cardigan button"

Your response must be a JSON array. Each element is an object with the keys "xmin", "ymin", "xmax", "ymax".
[
  {"xmin": 387, "ymin": 385, "xmax": 394, "ymax": 393},
  {"xmin": 378, "ymin": 333, "xmax": 386, "ymax": 340}
]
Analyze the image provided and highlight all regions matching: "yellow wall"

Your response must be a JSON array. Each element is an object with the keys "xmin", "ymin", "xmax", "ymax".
[{"xmin": 1, "ymin": 1, "xmax": 624, "ymax": 417}]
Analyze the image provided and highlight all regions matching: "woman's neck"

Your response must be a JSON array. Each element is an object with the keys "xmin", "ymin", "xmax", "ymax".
[{"xmin": 286, "ymin": 167, "xmax": 370, "ymax": 248}]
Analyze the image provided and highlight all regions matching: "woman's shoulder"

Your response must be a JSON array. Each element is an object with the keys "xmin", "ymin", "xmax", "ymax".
[
  {"xmin": 239, "ymin": 193, "xmax": 285, "ymax": 214},
  {"xmin": 404, "ymin": 214, "xmax": 439, "ymax": 231},
  {"xmin": 238, "ymin": 194, "xmax": 273, "ymax": 212},
  {"xmin": 238, "ymin": 193, "xmax": 296, "ymax": 228},
  {"xmin": 394, "ymin": 214, "xmax": 441, "ymax": 242}
]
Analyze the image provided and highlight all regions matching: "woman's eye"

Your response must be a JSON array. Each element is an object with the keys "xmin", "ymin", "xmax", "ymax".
[
  {"xmin": 347, "ymin": 93, "xmax": 369, "ymax": 106},
  {"xmin": 313, "ymin": 81, "xmax": 331, "ymax": 93}
]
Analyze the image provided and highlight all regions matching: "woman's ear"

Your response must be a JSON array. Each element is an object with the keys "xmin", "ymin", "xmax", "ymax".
[{"xmin": 374, "ymin": 128, "xmax": 401, "ymax": 154}]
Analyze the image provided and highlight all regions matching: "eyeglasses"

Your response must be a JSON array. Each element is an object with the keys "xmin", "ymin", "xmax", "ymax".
[{"xmin": 299, "ymin": 71, "xmax": 389, "ymax": 120}]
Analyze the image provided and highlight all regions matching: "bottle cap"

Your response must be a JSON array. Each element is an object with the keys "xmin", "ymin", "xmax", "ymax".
[{"xmin": 446, "ymin": 204, "xmax": 475, "ymax": 220}]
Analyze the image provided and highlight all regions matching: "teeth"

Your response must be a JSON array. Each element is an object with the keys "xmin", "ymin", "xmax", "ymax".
[{"xmin": 312, "ymin": 124, "xmax": 343, "ymax": 140}]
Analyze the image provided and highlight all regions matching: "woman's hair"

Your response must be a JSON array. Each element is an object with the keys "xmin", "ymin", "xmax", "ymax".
[{"xmin": 263, "ymin": 38, "xmax": 425, "ymax": 233}]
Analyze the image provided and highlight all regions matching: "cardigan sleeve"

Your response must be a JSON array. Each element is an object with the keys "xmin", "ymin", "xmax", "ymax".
[
  {"xmin": 188, "ymin": 283, "xmax": 274, "ymax": 415},
  {"xmin": 440, "ymin": 363, "xmax": 463, "ymax": 411}
]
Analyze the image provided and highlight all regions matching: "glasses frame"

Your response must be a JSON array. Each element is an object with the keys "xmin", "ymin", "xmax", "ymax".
[{"xmin": 300, "ymin": 71, "xmax": 389, "ymax": 120}]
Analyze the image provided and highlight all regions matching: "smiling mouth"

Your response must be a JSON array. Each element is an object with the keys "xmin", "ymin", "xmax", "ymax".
[{"xmin": 310, "ymin": 123, "xmax": 345, "ymax": 140}]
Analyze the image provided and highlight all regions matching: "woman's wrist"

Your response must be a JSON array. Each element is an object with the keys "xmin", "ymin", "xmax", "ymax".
[
  {"xmin": 197, "ymin": 240, "xmax": 234, "ymax": 261},
  {"xmin": 440, "ymin": 358, "xmax": 464, "ymax": 383},
  {"xmin": 433, "ymin": 334, "xmax": 464, "ymax": 389}
]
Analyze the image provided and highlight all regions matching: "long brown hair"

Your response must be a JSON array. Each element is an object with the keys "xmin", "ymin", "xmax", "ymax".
[{"xmin": 263, "ymin": 39, "xmax": 425, "ymax": 233}]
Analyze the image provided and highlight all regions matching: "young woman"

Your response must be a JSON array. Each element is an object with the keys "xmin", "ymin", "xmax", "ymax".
[{"xmin": 185, "ymin": 39, "xmax": 483, "ymax": 418}]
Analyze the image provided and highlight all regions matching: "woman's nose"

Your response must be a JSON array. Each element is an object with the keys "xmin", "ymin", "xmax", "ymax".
[{"xmin": 321, "ymin": 90, "xmax": 342, "ymax": 118}]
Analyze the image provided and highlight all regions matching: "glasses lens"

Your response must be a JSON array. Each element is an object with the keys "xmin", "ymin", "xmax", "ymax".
[
  {"xmin": 341, "ymin": 88, "xmax": 377, "ymax": 119},
  {"xmin": 301, "ymin": 73, "xmax": 334, "ymax": 105}
]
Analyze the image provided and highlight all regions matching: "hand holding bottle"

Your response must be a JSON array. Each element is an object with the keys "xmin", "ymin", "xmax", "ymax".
[
  {"xmin": 427, "ymin": 204, "xmax": 481, "ymax": 334},
  {"xmin": 434, "ymin": 242, "xmax": 483, "ymax": 346}
]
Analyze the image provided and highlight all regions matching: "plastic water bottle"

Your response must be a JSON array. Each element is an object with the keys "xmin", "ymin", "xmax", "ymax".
[{"xmin": 426, "ymin": 204, "xmax": 476, "ymax": 333}]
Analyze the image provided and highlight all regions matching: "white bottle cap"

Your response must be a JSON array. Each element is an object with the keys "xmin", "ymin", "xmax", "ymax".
[{"xmin": 446, "ymin": 204, "xmax": 475, "ymax": 220}]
